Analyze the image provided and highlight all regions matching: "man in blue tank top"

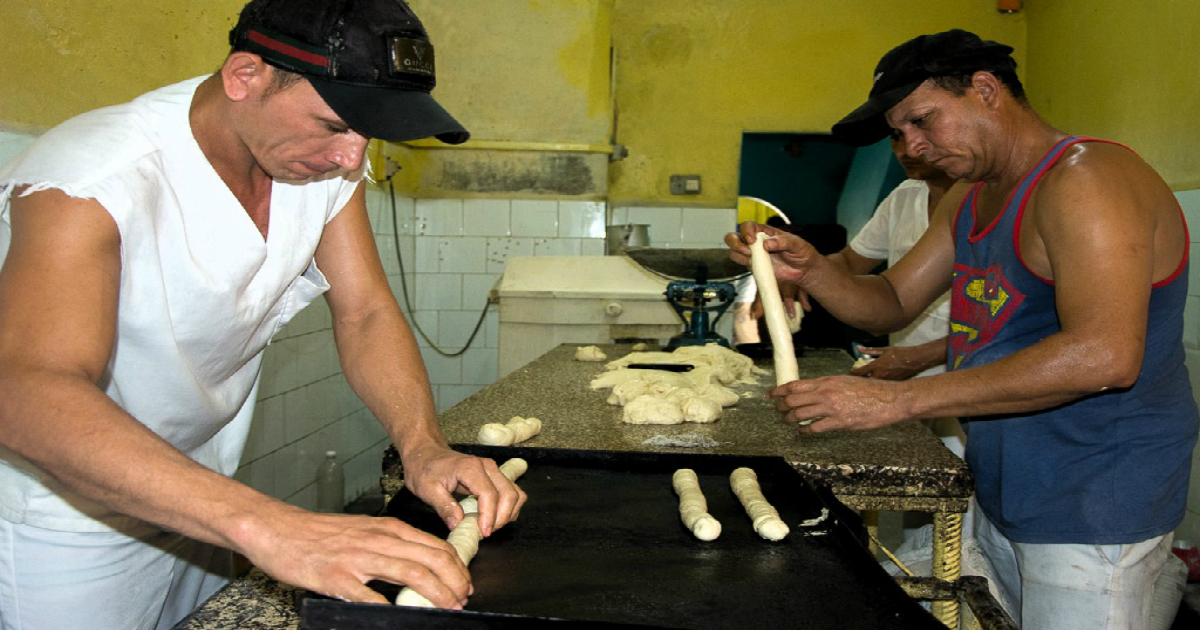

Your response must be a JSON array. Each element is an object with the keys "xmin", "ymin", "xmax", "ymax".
[{"xmin": 726, "ymin": 29, "xmax": 1197, "ymax": 629}]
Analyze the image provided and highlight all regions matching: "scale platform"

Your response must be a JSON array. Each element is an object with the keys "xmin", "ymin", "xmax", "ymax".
[
  {"xmin": 621, "ymin": 248, "xmax": 746, "ymax": 348},
  {"xmin": 621, "ymin": 247, "xmax": 747, "ymax": 282}
]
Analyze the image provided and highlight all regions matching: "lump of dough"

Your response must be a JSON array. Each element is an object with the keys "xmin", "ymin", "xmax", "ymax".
[
  {"xmin": 623, "ymin": 395, "xmax": 684, "ymax": 425},
  {"xmin": 693, "ymin": 383, "xmax": 739, "ymax": 407},
  {"xmin": 575, "ymin": 345, "xmax": 607, "ymax": 361},
  {"xmin": 477, "ymin": 423, "xmax": 514, "ymax": 446},
  {"xmin": 679, "ymin": 396, "xmax": 722, "ymax": 424},
  {"xmin": 607, "ymin": 379, "xmax": 649, "ymax": 406},
  {"xmin": 476, "ymin": 416, "xmax": 542, "ymax": 446}
]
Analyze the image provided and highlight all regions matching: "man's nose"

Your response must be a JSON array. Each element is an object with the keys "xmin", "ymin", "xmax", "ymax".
[
  {"xmin": 329, "ymin": 133, "xmax": 370, "ymax": 171},
  {"xmin": 904, "ymin": 132, "xmax": 929, "ymax": 158}
]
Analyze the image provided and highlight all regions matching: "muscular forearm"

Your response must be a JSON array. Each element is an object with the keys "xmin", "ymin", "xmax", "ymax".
[
  {"xmin": 332, "ymin": 302, "xmax": 447, "ymax": 460},
  {"xmin": 0, "ymin": 367, "xmax": 296, "ymax": 554},
  {"xmin": 895, "ymin": 330, "xmax": 1129, "ymax": 419},
  {"xmin": 797, "ymin": 256, "xmax": 913, "ymax": 334}
]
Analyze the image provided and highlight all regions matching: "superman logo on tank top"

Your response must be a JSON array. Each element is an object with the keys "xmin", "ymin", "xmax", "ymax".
[{"xmin": 949, "ymin": 263, "xmax": 1025, "ymax": 368}]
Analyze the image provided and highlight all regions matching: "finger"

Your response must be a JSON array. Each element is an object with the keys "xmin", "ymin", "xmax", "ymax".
[
  {"xmin": 384, "ymin": 557, "xmax": 470, "ymax": 609},
  {"xmin": 322, "ymin": 574, "xmax": 390, "ymax": 605},
  {"xmin": 373, "ymin": 522, "xmax": 473, "ymax": 603},
  {"xmin": 857, "ymin": 345, "xmax": 884, "ymax": 356},
  {"xmin": 432, "ymin": 497, "xmax": 465, "ymax": 531},
  {"xmin": 768, "ymin": 380, "xmax": 817, "ymax": 398},
  {"xmin": 468, "ymin": 468, "xmax": 504, "ymax": 536},
  {"xmin": 798, "ymin": 290, "xmax": 812, "ymax": 311}
]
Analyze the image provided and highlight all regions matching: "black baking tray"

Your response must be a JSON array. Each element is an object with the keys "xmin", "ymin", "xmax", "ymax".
[{"xmin": 299, "ymin": 445, "xmax": 941, "ymax": 630}]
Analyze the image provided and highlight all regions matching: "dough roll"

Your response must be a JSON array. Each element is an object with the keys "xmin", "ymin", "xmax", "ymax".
[
  {"xmin": 396, "ymin": 458, "xmax": 529, "ymax": 607},
  {"xmin": 730, "ymin": 467, "xmax": 790, "ymax": 541},
  {"xmin": 749, "ymin": 232, "xmax": 799, "ymax": 386},
  {"xmin": 671, "ymin": 469, "xmax": 721, "ymax": 541}
]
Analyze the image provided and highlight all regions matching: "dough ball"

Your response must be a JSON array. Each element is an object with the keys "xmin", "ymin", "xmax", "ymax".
[
  {"xmin": 575, "ymin": 345, "xmax": 608, "ymax": 361},
  {"xmin": 478, "ymin": 423, "xmax": 514, "ymax": 446}
]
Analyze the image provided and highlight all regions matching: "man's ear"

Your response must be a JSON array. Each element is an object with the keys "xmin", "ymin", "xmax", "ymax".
[
  {"xmin": 971, "ymin": 71, "xmax": 1003, "ymax": 110},
  {"xmin": 220, "ymin": 52, "xmax": 270, "ymax": 102}
]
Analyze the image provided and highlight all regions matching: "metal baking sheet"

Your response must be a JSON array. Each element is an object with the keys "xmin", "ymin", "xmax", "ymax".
[{"xmin": 300, "ymin": 445, "xmax": 941, "ymax": 630}]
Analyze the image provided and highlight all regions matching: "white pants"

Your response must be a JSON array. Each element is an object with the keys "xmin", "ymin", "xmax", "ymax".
[
  {"xmin": 975, "ymin": 512, "xmax": 1171, "ymax": 630},
  {"xmin": 0, "ymin": 518, "xmax": 232, "ymax": 630}
]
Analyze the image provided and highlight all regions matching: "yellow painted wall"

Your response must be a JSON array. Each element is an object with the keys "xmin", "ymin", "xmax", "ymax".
[
  {"xmin": 608, "ymin": 0, "xmax": 1025, "ymax": 206},
  {"xmin": 0, "ymin": 1, "xmax": 243, "ymax": 132},
  {"xmin": 1024, "ymin": 0, "xmax": 1200, "ymax": 190},
  {"xmin": 5, "ymin": 1, "xmax": 1197, "ymax": 195}
]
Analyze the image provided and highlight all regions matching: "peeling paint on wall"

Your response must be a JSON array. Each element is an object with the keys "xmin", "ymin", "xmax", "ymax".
[{"xmin": 434, "ymin": 153, "xmax": 604, "ymax": 196}]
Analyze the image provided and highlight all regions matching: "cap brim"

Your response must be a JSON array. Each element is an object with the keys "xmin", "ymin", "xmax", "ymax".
[
  {"xmin": 831, "ymin": 81, "xmax": 923, "ymax": 146},
  {"xmin": 308, "ymin": 79, "xmax": 470, "ymax": 145}
]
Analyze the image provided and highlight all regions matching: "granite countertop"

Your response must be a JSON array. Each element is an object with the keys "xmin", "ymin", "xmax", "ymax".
[
  {"xmin": 390, "ymin": 343, "xmax": 972, "ymax": 502},
  {"xmin": 177, "ymin": 343, "xmax": 974, "ymax": 630}
]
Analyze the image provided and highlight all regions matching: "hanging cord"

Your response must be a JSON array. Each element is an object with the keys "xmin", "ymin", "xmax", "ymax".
[{"xmin": 388, "ymin": 178, "xmax": 489, "ymax": 357}]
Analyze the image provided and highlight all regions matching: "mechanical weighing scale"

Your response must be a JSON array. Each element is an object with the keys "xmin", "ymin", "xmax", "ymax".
[{"xmin": 621, "ymin": 247, "xmax": 748, "ymax": 350}]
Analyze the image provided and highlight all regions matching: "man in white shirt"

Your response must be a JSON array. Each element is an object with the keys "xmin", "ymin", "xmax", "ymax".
[
  {"xmin": 0, "ymin": 1, "xmax": 524, "ymax": 628},
  {"xmin": 829, "ymin": 134, "xmax": 958, "ymax": 381}
]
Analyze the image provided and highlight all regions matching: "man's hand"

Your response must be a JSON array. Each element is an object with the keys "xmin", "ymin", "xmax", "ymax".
[
  {"xmin": 246, "ymin": 507, "xmax": 472, "ymax": 607},
  {"xmin": 401, "ymin": 446, "xmax": 527, "ymax": 537},
  {"xmin": 725, "ymin": 222, "xmax": 823, "ymax": 287},
  {"xmin": 850, "ymin": 341, "xmax": 944, "ymax": 380},
  {"xmin": 769, "ymin": 375, "xmax": 910, "ymax": 433}
]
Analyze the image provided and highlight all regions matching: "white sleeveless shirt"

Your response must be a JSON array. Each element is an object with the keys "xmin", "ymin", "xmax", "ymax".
[{"xmin": 0, "ymin": 77, "xmax": 360, "ymax": 531}]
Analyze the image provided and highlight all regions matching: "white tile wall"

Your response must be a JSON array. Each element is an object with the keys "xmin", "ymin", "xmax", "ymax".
[{"xmin": 613, "ymin": 205, "xmax": 737, "ymax": 249}]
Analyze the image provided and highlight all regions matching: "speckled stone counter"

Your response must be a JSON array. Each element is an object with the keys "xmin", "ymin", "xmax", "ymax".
[
  {"xmin": 173, "ymin": 569, "xmax": 300, "ymax": 630},
  {"xmin": 385, "ymin": 343, "xmax": 973, "ymax": 512},
  {"xmin": 176, "ymin": 343, "xmax": 978, "ymax": 630}
]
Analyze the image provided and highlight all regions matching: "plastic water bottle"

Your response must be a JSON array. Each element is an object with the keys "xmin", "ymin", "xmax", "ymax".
[{"xmin": 315, "ymin": 450, "xmax": 344, "ymax": 513}]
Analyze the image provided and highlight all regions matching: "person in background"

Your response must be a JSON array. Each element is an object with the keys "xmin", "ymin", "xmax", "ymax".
[
  {"xmin": 829, "ymin": 135, "xmax": 958, "ymax": 382},
  {"xmin": 0, "ymin": 1, "xmax": 524, "ymax": 628},
  {"xmin": 726, "ymin": 29, "xmax": 1197, "ymax": 629},
  {"xmin": 826, "ymin": 135, "xmax": 974, "ymax": 554}
]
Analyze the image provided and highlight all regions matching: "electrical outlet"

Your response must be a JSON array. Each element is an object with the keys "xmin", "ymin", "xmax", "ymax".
[{"xmin": 669, "ymin": 174, "xmax": 701, "ymax": 195}]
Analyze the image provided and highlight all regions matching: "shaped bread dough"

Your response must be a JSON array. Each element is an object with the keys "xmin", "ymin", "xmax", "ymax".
[
  {"xmin": 749, "ymin": 233, "xmax": 800, "ymax": 386},
  {"xmin": 477, "ymin": 416, "xmax": 542, "ymax": 446},
  {"xmin": 730, "ymin": 467, "xmax": 790, "ymax": 541},
  {"xmin": 575, "ymin": 345, "xmax": 608, "ymax": 361},
  {"xmin": 672, "ymin": 469, "xmax": 721, "ymax": 541},
  {"xmin": 623, "ymin": 394, "xmax": 685, "ymax": 425},
  {"xmin": 396, "ymin": 458, "xmax": 529, "ymax": 608}
]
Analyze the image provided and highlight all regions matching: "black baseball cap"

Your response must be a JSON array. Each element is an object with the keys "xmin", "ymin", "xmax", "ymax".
[
  {"xmin": 229, "ymin": 0, "xmax": 469, "ymax": 144},
  {"xmin": 831, "ymin": 29, "xmax": 1016, "ymax": 146}
]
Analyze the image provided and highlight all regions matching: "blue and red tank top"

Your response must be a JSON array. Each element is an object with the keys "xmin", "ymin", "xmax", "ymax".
[{"xmin": 949, "ymin": 136, "xmax": 1198, "ymax": 544}]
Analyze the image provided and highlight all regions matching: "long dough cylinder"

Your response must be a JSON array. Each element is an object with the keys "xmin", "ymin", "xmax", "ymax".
[
  {"xmin": 749, "ymin": 232, "xmax": 800, "ymax": 386},
  {"xmin": 396, "ymin": 458, "xmax": 529, "ymax": 607},
  {"xmin": 477, "ymin": 416, "xmax": 542, "ymax": 446},
  {"xmin": 730, "ymin": 467, "xmax": 790, "ymax": 541},
  {"xmin": 671, "ymin": 469, "xmax": 722, "ymax": 541}
]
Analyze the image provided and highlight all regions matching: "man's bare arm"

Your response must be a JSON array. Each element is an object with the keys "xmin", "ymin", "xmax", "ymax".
[
  {"xmin": 0, "ymin": 188, "xmax": 471, "ymax": 607},
  {"xmin": 314, "ymin": 184, "xmax": 525, "ymax": 536},
  {"xmin": 775, "ymin": 149, "xmax": 1171, "ymax": 428}
]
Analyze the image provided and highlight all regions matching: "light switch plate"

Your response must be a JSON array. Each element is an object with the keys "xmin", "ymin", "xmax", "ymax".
[{"xmin": 669, "ymin": 174, "xmax": 701, "ymax": 195}]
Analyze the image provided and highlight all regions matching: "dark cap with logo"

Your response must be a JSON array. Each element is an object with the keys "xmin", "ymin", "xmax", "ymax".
[
  {"xmin": 229, "ymin": 0, "xmax": 468, "ymax": 144},
  {"xmin": 831, "ymin": 29, "xmax": 1016, "ymax": 146}
]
